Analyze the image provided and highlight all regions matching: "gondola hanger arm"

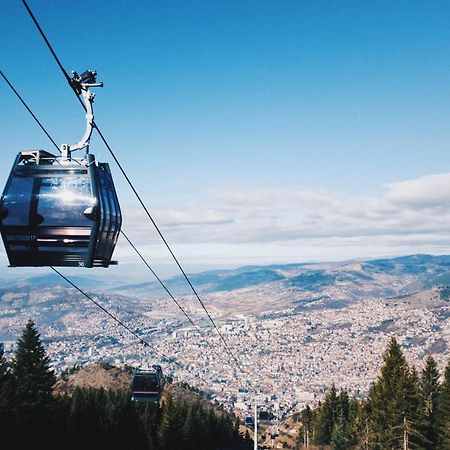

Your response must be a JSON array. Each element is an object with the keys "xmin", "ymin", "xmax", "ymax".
[{"xmin": 60, "ymin": 70, "xmax": 103, "ymax": 161}]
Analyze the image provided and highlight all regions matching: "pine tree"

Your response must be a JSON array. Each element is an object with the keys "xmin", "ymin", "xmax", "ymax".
[
  {"xmin": 330, "ymin": 410, "xmax": 349, "ymax": 450},
  {"xmin": 401, "ymin": 366, "xmax": 428, "ymax": 449},
  {"xmin": 0, "ymin": 346, "xmax": 14, "ymax": 430},
  {"xmin": 366, "ymin": 336, "xmax": 412, "ymax": 448},
  {"xmin": 338, "ymin": 389, "xmax": 350, "ymax": 421},
  {"xmin": 158, "ymin": 393, "xmax": 184, "ymax": 450},
  {"xmin": 342, "ymin": 395, "xmax": 360, "ymax": 448},
  {"xmin": 8, "ymin": 319, "xmax": 56, "ymax": 446},
  {"xmin": 12, "ymin": 320, "xmax": 56, "ymax": 413},
  {"xmin": 181, "ymin": 402, "xmax": 198, "ymax": 450},
  {"xmin": 300, "ymin": 404, "xmax": 313, "ymax": 448},
  {"xmin": 243, "ymin": 429, "xmax": 253, "ymax": 448},
  {"xmin": 139, "ymin": 400, "xmax": 160, "ymax": 449},
  {"xmin": 314, "ymin": 383, "xmax": 339, "ymax": 445},
  {"xmin": 440, "ymin": 359, "xmax": 450, "ymax": 449},
  {"xmin": 421, "ymin": 355, "xmax": 441, "ymax": 449},
  {"xmin": 11, "ymin": 319, "xmax": 56, "ymax": 414}
]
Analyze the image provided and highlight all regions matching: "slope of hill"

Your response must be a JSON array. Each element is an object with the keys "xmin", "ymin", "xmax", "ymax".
[
  {"xmin": 388, "ymin": 286, "xmax": 450, "ymax": 308},
  {"xmin": 54, "ymin": 362, "xmax": 132, "ymax": 395},
  {"xmin": 53, "ymin": 362, "xmax": 229, "ymax": 415},
  {"xmin": 3, "ymin": 254, "xmax": 450, "ymax": 329},
  {"xmin": 116, "ymin": 254, "xmax": 450, "ymax": 301},
  {"xmin": 2, "ymin": 254, "xmax": 450, "ymax": 305}
]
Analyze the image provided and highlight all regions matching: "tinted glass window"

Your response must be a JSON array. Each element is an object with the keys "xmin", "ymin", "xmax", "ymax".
[
  {"xmin": 2, "ymin": 175, "xmax": 95, "ymax": 227},
  {"xmin": 133, "ymin": 374, "xmax": 159, "ymax": 391},
  {"xmin": 2, "ymin": 176, "xmax": 34, "ymax": 225},
  {"xmin": 36, "ymin": 176, "xmax": 95, "ymax": 226}
]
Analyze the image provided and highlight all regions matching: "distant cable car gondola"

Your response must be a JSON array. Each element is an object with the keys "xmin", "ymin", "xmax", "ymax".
[
  {"xmin": 131, "ymin": 365, "xmax": 164, "ymax": 403},
  {"xmin": 0, "ymin": 70, "xmax": 121, "ymax": 268},
  {"xmin": 244, "ymin": 415, "xmax": 254, "ymax": 427}
]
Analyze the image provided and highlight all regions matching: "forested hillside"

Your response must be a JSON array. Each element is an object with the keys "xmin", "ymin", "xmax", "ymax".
[{"xmin": 295, "ymin": 337, "xmax": 450, "ymax": 449}]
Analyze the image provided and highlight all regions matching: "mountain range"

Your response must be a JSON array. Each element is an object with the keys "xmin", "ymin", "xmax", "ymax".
[
  {"xmin": 115, "ymin": 254, "xmax": 450, "ymax": 300},
  {"xmin": 2, "ymin": 254, "xmax": 450, "ymax": 323},
  {"xmin": 1, "ymin": 253, "xmax": 450, "ymax": 300}
]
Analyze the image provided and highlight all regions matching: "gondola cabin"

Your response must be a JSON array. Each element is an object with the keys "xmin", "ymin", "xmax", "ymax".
[
  {"xmin": 0, "ymin": 150, "xmax": 121, "ymax": 267},
  {"xmin": 131, "ymin": 365, "xmax": 164, "ymax": 403},
  {"xmin": 244, "ymin": 415, "xmax": 254, "ymax": 427}
]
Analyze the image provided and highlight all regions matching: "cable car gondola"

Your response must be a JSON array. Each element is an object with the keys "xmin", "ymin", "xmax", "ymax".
[
  {"xmin": 131, "ymin": 365, "xmax": 165, "ymax": 403},
  {"xmin": 0, "ymin": 70, "xmax": 121, "ymax": 268},
  {"xmin": 244, "ymin": 415, "xmax": 254, "ymax": 427}
]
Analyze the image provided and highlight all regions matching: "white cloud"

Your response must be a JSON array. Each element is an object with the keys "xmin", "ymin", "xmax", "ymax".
[
  {"xmin": 116, "ymin": 172, "xmax": 450, "ymax": 267},
  {"xmin": 385, "ymin": 173, "xmax": 450, "ymax": 208}
]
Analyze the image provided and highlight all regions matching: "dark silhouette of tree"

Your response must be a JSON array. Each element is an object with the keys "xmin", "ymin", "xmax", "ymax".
[
  {"xmin": 440, "ymin": 359, "xmax": 450, "ymax": 449},
  {"xmin": 298, "ymin": 404, "xmax": 313, "ymax": 447},
  {"xmin": 366, "ymin": 336, "xmax": 415, "ymax": 448},
  {"xmin": 9, "ymin": 319, "xmax": 56, "ymax": 447},
  {"xmin": 11, "ymin": 319, "xmax": 56, "ymax": 414},
  {"xmin": 0, "ymin": 345, "xmax": 14, "ymax": 432},
  {"xmin": 158, "ymin": 393, "xmax": 184, "ymax": 449},
  {"xmin": 421, "ymin": 355, "xmax": 441, "ymax": 449},
  {"xmin": 314, "ymin": 383, "xmax": 339, "ymax": 444},
  {"xmin": 330, "ymin": 410, "xmax": 350, "ymax": 450}
]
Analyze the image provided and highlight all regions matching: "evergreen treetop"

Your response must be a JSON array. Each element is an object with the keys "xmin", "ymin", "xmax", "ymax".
[{"xmin": 11, "ymin": 319, "xmax": 56, "ymax": 412}]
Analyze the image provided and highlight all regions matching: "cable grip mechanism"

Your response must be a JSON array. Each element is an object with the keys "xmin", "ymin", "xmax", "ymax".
[{"xmin": 60, "ymin": 70, "xmax": 103, "ymax": 162}]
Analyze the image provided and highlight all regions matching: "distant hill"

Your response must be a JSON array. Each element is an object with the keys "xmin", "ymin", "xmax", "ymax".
[
  {"xmin": 3, "ymin": 254, "xmax": 450, "ymax": 301},
  {"xmin": 3, "ymin": 254, "xmax": 450, "ymax": 327},
  {"xmin": 388, "ymin": 285, "xmax": 450, "ymax": 307},
  {"xmin": 116, "ymin": 254, "xmax": 450, "ymax": 301}
]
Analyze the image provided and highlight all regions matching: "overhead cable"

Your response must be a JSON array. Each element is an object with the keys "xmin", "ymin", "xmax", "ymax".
[
  {"xmin": 0, "ymin": 70, "xmax": 60, "ymax": 152},
  {"xmin": 50, "ymin": 266, "xmax": 208, "ymax": 385},
  {"xmin": 21, "ymin": 0, "xmax": 246, "ymax": 374}
]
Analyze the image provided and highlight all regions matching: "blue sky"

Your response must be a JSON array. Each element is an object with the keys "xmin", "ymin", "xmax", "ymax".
[{"xmin": 1, "ymin": 0, "xmax": 450, "ymax": 275}]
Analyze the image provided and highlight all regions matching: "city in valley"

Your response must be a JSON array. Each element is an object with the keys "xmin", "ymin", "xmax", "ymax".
[{"xmin": 1, "ymin": 254, "xmax": 450, "ymax": 419}]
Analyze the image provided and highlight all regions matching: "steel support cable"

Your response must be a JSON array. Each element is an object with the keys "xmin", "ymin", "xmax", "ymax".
[
  {"xmin": 0, "ymin": 70, "xmax": 60, "ymax": 152},
  {"xmin": 21, "ymin": 1, "xmax": 72, "ymax": 86},
  {"xmin": 94, "ymin": 124, "xmax": 247, "ymax": 373},
  {"xmin": 50, "ymin": 266, "xmax": 208, "ymax": 385},
  {"xmin": 0, "ymin": 69, "xmax": 223, "ymax": 363},
  {"xmin": 120, "ymin": 230, "xmax": 224, "ymax": 359},
  {"xmin": 21, "ymin": 0, "xmax": 247, "ymax": 375}
]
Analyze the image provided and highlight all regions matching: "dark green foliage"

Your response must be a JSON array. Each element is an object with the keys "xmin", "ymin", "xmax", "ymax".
[
  {"xmin": 158, "ymin": 394, "xmax": 183, "ymax": 449},
  {"xmin": 330, "ymin": 411, "xmax": 350, "ymax": 450},
  {"xmin": 11, "ymin": 319, "xmax": 56, "ymax": 415},
  {"xmin": 303, "ymin": 337, "xmax": 450, "ymax": 450},
  {"xmin": 5, "ymin": 319, "xmax": 57, "ymax": 446},
  {"xmin": 365, "ymin": 336, "xmax": 424, "ymax": 449},
  {"xmin": 421, "ymin": 355, "xmax": 441, "ymax": 449},
  {"xmin": 440, "ymin": 360, "xmax": 450, "ymax": 449},
  {"xmin": 0, "ymin": 345, "xmax": 14, "ymax": 430},
  {"xmin": 314, "ymin": 383, "xmax": 339, "ymax": 444},
  {"xmin": 66, "ymin": 387, "xmax": 148, "ymax": 450},
  {"xmin": 297, "ymin": 404, "xmax": 313, "ymax": 447},
  {"xmin": 312, "ymin": 386, "xmax": 360, "ymax": 448}
]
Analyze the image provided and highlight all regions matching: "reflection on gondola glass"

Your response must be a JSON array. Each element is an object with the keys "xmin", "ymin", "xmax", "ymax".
[
  {"xmin": 3, "ymin": 176, "xmax": 95, "ymax": 227},
  {"xmin": 37, "ymin": 177, "xmax": 95, "ymax": 226}
]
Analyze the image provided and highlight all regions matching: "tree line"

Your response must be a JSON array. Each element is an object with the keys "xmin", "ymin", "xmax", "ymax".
[
  {"xmin": 297, "ymin": 336, "xmax": 450, "ymax": 449},
  {"xmin": 0, "ymin": 319, "xmax": 251, "ymax": 450}
]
